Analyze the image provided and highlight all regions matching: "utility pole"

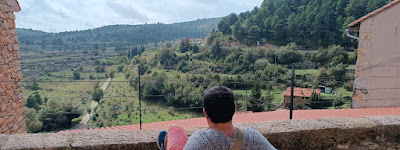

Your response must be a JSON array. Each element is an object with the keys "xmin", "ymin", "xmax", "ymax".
[
  {"xmin": 138, "ymin": 66, "xmax": 142, "ymax": 130},
  {"xmin": 245, "ymin": 84, "xmax": 248, "ymax": 113},
  {"xmin": 290, "ymin": 63, "xmax": 295, "ymax": 120}
]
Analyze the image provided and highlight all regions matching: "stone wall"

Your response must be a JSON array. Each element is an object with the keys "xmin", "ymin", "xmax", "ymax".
[
  {"xmin": 1, "ymin": 116, "xmax": 400, "ymax": 150},
  {"xmin": 0, "ymin": 0, "xmax": 25, "ymax": 134}
]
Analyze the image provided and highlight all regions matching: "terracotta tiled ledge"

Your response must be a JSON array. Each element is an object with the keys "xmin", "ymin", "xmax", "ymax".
[{"xmin": 1, "ymin": 116, "xmax": 400, "ymax": 149}]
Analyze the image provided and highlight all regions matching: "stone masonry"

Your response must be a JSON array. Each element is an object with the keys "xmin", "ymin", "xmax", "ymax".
[{"xmin": 0, "ymin": 0, "xmax": 25, "ymax": 134}]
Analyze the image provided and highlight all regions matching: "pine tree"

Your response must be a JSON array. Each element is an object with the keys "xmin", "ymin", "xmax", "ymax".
[
  {"xmin": 249, "ymin": 81, "xmax": 264, "ymax": 112},
  {"xmin": 128, "ymin": 48, "xmax": 132, "ymax": 59}
]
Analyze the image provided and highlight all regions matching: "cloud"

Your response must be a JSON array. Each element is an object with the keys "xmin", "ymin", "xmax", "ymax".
[
  {"xmin": 106, "ymin": 1, "xmax": 149, "ymax": 23},
  {"xmin": 14, "ymin": 0, "xmax": 263, "ymax": 32}
]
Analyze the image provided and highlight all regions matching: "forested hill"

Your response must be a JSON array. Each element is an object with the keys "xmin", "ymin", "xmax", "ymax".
[
  {"xmin": 17, "ymin": 18, "xmax": 220, "ymax": 50},
  {"xmin": 217, "ymin": 0, "xmax": 391, "ymax": 47}
]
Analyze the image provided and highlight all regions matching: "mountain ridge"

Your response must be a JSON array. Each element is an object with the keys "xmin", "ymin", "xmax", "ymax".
[{"xmin": 17, "ymin": 18, "xmax": 221, "ymax": 50}]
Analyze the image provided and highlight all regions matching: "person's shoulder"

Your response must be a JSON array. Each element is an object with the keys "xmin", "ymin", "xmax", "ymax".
[
  {"xmin": 241, "ymin": 127, "xmax": 267, "ymax": 143},
  {"xmin": 190, "ymin": 128, "xmax": 211, "ymax": 136},
  {"xmin": 184, "ymin": 129, "xmax": 215, "ymax": 150},
  {"xmin": 188, "ymin": 129, "xmax": 214, "ymax": 140},
  {"xmin": 242, "ymin": 127, "xmax": 262, "ymax": 135},
  {"xmin": 241, "ymin": 127, "xmax": 277, "ymax": 150}
]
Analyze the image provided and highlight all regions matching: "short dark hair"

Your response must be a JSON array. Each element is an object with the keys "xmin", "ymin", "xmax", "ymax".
[{"xmin": 203, "ymin": 85, "xmax": 235, "ymax": 123}]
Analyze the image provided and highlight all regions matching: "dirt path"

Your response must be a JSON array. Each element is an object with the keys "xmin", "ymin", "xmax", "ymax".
[{"xmin": 72, "ymin": 78, "xmax": 111, "ymax": 129}]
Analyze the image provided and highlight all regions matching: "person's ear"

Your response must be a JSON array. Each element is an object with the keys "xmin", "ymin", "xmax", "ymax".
[
  {"xmin": 203, "ymin": 108, "xmax": 209, "ymax": 119},
  {"xmin": 234, "ymin": 102, "xmax": 237, "ymax": 113}
]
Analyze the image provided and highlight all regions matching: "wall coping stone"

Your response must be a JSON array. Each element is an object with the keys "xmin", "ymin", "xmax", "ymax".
[{"xmin": 1, "ymin": 116, "xmax": 400, "ymax": 149}]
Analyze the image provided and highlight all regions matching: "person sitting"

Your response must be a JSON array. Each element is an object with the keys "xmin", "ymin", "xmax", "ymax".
[{"xmin": 157, "ymin": 85, "xmax": 276, "ymax": 150}]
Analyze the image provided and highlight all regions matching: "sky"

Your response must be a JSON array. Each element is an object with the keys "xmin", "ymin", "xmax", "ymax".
[{"xmin": 15, "ymin": 0, "xmax": 263, "ymax": 33}]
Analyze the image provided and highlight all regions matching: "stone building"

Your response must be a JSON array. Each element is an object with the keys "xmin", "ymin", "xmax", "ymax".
[
  {"xmin": 0, "ymin": 0, "xmax": 25, "ymax": 134},
  {"xmin": 348, "ymin": 0, "xmax": 400, "ymax": 108},
  {"xmin": 281, "ymin": 87, "xmax": 321, "ymax": 108}
]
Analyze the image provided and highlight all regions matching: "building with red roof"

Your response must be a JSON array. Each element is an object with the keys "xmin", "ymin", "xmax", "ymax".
[{"xmin": 281, "ymin": 87, "xmax": 321, "ymax": 109}]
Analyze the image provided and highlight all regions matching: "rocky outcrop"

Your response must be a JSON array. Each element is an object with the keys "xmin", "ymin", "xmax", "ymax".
[{"xmin": 0, "ymin": 0, "xmax": 25, "ymax": 134}]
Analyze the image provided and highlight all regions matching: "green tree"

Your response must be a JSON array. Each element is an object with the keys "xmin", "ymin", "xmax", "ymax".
[
  {"xmin": 157, "ymin": 48, "xmax": 178, "ymax": 66},
  {"xmin": 367, "ymin": 0, "xmax": 387, "ymax": 12},
  {"xmin": 25, "ymin": 107, "xmax": 43, "ymax": 133},
  {"xmin": 218, "ymin": 20, "xmax": 231, "ymax": 34},
  {"xmin": 179, "ymin": 38, "xmax": 191, "ymax": 53},
  {"xmin": 143, "ymin": 71, "xmax": 167, "ymax": 98},
  {"xmin": 264, "ymin": 91, "xmax": 275, "ymax": 111},
  {"xmin": 232, "ymin": 23, "xmax": 247, "ymax": 42},
  {"xmin": 107, "ymin": 68, "xmax": 116, "ymax": 78},
  {"xmin": 249, "ymin": 81, "xmax": 264, "ymax": 112},
  {"xmin": 215, "ymin": 0, "xmax": 393, "ymax": 47},
  {"xmin": 273, "ymin": 19, "xmax": 286, "ymax": 44},
  {"xmin": 329, "ymin": 63, "xmax": 347, "ymax": 78},
  {"xmin": 345, "ymin": 0, "xmax": 368, "ymax": 19},
  {"xmin": 92, "ymin": 85, "xmax": 104, "ymax": 103},
  {"xmin": 309, "ymin": 91, "xmax": 320, "ymax": 109},
  {"xmin": 210, "ymin": 40, "xmax": 222, "ymax": 59},
  {"xmin": 192, "ymin": 44, "xmax": 200, "ymax": 53},
  {"xmin": 39, "ymin": 99, "xmax": 84, "ymax": 132},
  {"xmin": 218, "ymin": 13, "xmax": 238, "ymax": 34},
  {"xmin": 95, "ymin": 65, "xmax": 105, "ymax": 73},
  {"xmin": 248, "ymin": 25, "xmax": 261, "ymax": 40},
  {"xmin": 277, "ymin": 49, "xmax": 302, "ymax": 65},
  {"xmin": 72, "ymin": 72, "xmax": 81, "ymax": 80},
  {"xmin": 333, "ymin": 94, "xmax": 344, "ymax": 108},
  {"xmin": 30, "ymin": 79, "xmax": 40, "ymax": 91},
  {"xmin": 25, "ymin": 92, "xmax": 43, "ymax": 111}
]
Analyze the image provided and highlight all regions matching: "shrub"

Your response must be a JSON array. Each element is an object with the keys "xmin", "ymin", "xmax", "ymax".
[
  {"xmin": 92, "ymin": 88, "xmax": 104, "ymax": 103},
  {"xmin": 72, "ymin": 72, "xmax": 81, "ymax": 80},
  {"xmin": 333, "ymin": 96, "xmax": 344, "ymax": 107}
]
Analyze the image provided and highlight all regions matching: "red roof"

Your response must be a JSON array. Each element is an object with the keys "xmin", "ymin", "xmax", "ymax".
[
  {"xmin": 59, "ymin": 107, "xmax": 400, "ymax": 133},
  {"xmin": 348, "ymin": 0, "xmax": 400, "ymax": 27},
  {"xmin": 282, "ymin": 87, "xmax": 321, "ymax": 97}
]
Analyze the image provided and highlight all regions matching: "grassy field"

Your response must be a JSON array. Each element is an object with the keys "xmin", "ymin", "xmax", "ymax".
[
  {"xmin": 319, "ymin": 87, "xmax": 353, "ymax": 109},
  {"xmin": 23, "ymin": 75, "xmax": 97, "ymax": 120},
  {"xmin": 347, "ymin": 65, "xmax": 356, "ymax": 69},
  {"xmin": 89, "ymin": 73, "xmax": 202, "ymax": 127},
  {"xmin": 20, "ymin": 50, "xmax": 124, "ymax": 131},
  {"xmin": 296, "ymin": 69, "xmax": 319, "ymax": 75},
  {"xmin": 50, "ymin": 66, "xmax": 109, "ymax": 80},
  {"xmin": 232, "ymin": 90, "xmax": 284, "ymax": 104},
  {"xmin": 336, "ymin": 87, "xmax": 353, "ymax": 97}
]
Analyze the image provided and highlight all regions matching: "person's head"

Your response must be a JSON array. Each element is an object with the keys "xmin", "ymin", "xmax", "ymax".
[{"xmin": 203, "ymin": 85, "xmax": 235, "ymax": 123}]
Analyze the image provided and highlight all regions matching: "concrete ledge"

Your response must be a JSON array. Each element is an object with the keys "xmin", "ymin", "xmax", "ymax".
[{"xmin": 1, "ymin": 116, "xmax": 400, "ymax": 149}]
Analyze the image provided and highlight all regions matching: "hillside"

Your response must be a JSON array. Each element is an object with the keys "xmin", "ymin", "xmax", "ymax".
[
  {"xmin": 217, "ymin": 0, "xmax": 391, "ymax": 47},
  {"xmin": 17, "ymin": 18, "xmax": 220, "ymax": 51},
  {"xmin": 20, "ymin": 0, "xmax": 369, "ymax": 133}
]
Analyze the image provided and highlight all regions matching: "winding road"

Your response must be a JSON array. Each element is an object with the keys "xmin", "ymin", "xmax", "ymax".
[{"xmin": 72, "ymin": 78, "xmax": 111, "ymax": 129}]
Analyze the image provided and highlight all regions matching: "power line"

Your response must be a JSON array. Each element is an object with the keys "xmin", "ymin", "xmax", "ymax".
[
  {"xmin": 0, "ymin": 112, "xmax": 83, "ymax": 117},
  {"xmin": 0, "ymin": 80, "xmax": 132, "ymax": 83},
  {"xmin": 0, "ymin": 96, "xmax": 136, "ymax": 101}
]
